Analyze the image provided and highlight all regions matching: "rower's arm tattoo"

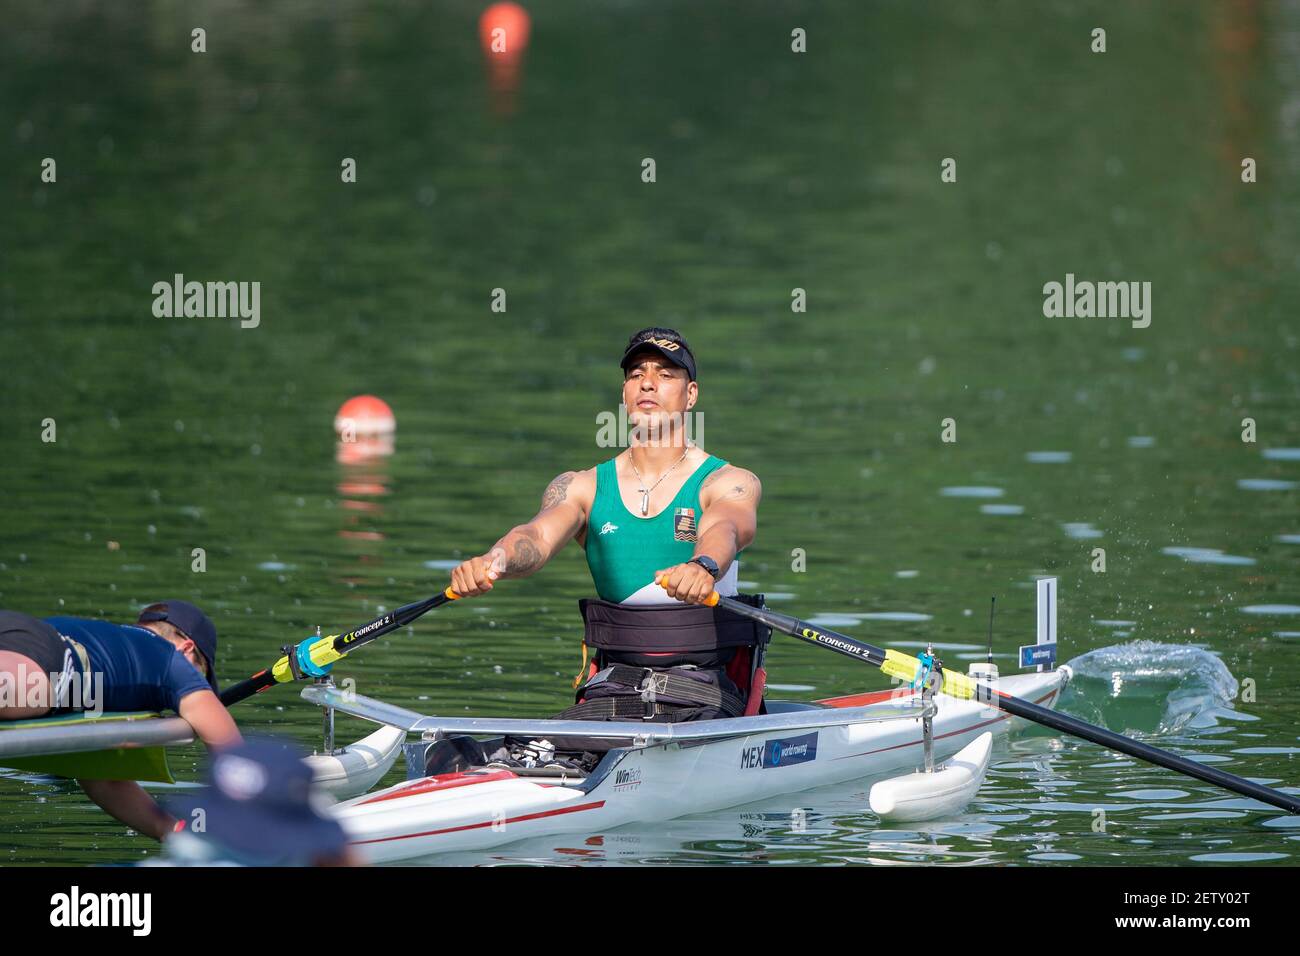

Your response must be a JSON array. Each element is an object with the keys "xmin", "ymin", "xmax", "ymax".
[
  {"xmin": 494, "ymin": 526, "xmax": 545, "ymax": 576},
  {"xmin": 488, "ymin": 473, "xmax": 587, "ymax": 579},
  {"xmin": 505, "ymin": 536, "xmax": 544, "ymax": 574},
  {"xmin": 721, "ymin": 483, "xmax": 753, "ymax": 501},
  {"xmin": 707, "ymin": 468, "xmax": 761, "ymax": 504},
  {"xmin": 542, "ymin": 472, "xmax": 575, "ymax": 509}
]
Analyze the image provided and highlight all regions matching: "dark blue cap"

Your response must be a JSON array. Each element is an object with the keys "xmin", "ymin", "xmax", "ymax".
[
  {"xmin": 167, "ymin": 737, "xmax": 350, "ymax": 866},
  {"xmin": 138, "ymin": 599, "xmax": 218, "ymax": 691}
]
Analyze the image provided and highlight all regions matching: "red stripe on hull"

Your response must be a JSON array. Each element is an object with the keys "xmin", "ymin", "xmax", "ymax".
[
  {"xmin": 816, "ymin": 687, "xmax": 900, "ymax": 708},
  {"xmin": 352, "ymin": 799, "xmax": 607, "ymax": 845},
  {"xmin": 358, "ymin": 769, "xmax": 518, "ymax": 806}
]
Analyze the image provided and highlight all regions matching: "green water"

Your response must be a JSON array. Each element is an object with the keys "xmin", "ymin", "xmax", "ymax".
[{"xmin": 2, "ymin": 0, "xmax": 1299, "ymax": 866}]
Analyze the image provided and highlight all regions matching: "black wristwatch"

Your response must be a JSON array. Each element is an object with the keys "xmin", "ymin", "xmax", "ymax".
[{"xmin": 690, "ymin": 555, "xmax": 721, "ymax": 579}]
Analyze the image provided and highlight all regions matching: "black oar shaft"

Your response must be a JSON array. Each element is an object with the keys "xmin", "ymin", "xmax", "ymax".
[
  {"xmin": 994, "ymin": 692, "xmax": 1300, "ymax": 814},
  {"xmin": 329, "ymin": 591, "xmax": 456, "ymax": 655},
  {"xmin": 718, "ymin": 599, "xmax": 887, "ymax": 667},
  {"xmin": 218, "ymin": 669, "xmax": 277, "ymax": 707},
  {"xmin": 712, "ymin": 594, "xmax": 1300, "ymax": 815},
  {"xmin": 219, "ymin": 589, "xmax": 457, "ymax": 707}
]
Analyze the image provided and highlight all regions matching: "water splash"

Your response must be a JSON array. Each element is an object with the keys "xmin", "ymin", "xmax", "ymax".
[{"xmin": 1061, "ymin": 641, "xmax": 1239, "ymax": 735}]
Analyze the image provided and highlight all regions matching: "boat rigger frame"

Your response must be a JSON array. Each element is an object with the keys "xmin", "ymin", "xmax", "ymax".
[
  {"xmin": 300, "ymin": 682, "xmax": 941, "ymax": 746},
  {"xmin": 0, "ymin": 713, "xmax": 193, "ymax": 760}
]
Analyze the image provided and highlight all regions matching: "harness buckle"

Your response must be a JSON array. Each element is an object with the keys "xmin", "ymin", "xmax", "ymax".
[{"xmin": 638, "ymin": 668, "xmax": 667, "ymax": 719}]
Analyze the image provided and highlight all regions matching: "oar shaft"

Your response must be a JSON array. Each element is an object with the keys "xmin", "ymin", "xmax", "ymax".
[
  {"xmin": 712, "ymin": 598, "xmax": 886, "ymax": 667},
  {"xmin": 994, "ymin": 692, "xmax": 1300, "ymax": 814},
  {"xmin": 710, "ymin": 592, "xmax": 1300, "ymax": 815},
  {"xmin": 219, "ymin": 588, "xmax": 459, "ymax": 707},
  {"xmin": 329, "ymin": 590, "xmax": 458, "ymax": 657},
  {"xmin": 711, "ymin": 594, "xmax": 974, "ymax": 698}
]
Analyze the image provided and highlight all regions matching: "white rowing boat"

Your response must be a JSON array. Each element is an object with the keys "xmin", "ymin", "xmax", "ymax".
[{"xmin": 311, "ymin": 664, "xmax": 1069, "ymax": 863}]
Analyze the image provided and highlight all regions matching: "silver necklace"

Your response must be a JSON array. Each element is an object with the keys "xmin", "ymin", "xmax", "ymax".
[{"xmin": 629, "ymin": 446, "xmax": 692, "ymax": 515}]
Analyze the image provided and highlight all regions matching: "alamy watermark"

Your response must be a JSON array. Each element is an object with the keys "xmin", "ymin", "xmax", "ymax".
[
  {"xmin": 49, "ymin": 886, "xmax": 151, "ymax": 936},
  {"xmin": 1042, "ymin": 273, "xmax": 1150, "ymax": 328},
  {"xmin": 596, "ymin": 404, "xmax": 704, "ymax": 448},
  {"xmin": 152, "ymin": 273, "xmax": 260, "ymax": 328},
  {"xmin": 0, "ymin": 665, "xmax": 103, "ymax": 717}
]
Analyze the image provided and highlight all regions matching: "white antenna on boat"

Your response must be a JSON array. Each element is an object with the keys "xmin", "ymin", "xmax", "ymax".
[
  {"xmin": 986, "ymin": 597, "xmax": 995, "ymax": 665},
  {"xmin": 969, "ymin": 598, "xmax": 999, "ymax": 683}
]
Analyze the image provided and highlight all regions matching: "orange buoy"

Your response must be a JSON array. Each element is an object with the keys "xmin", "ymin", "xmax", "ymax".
[
  {"xmin": 479, "ymin": 3, "xmax": 531, "ymax": 115},
  {"xmin": 479, "ymin": 3, "xmax": 530, "ymax": 60},
  {"xmin": 334, "ymin": 395, "xmax": 395, "ymax": 438}
]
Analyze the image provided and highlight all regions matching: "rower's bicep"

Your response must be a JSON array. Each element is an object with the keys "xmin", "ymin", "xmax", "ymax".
[
  {"xmin": 699, "ymin": 468, "xmax": 761, "ymax": 539},
  {"xmin": 530, "ymin": 470, "xmax": 593, "ymax": 550},
  {"xmin": 528, "ymin": 504, "xmax": 584, "ymax": 551},
  {"xmin": 701, "ymin": 468, "xmax": 762, "ymax": 514},
  {"xmin": 540, "ymin": 471, "xmax": 582, "ymax": 512}
]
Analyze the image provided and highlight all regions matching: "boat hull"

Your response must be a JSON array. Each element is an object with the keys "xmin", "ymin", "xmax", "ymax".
[{"xmin": 336, "ymin": 668, "xmax": 1068, "ymax": 863}]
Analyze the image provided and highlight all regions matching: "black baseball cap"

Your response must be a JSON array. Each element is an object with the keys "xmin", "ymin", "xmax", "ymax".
[
  {"xmin": 619, "ymin": 327, "xmax": 697, "ymax": 381},
  {"xmin": 139, "ymin": 599, "xmax": 219, "ymax": 691}
]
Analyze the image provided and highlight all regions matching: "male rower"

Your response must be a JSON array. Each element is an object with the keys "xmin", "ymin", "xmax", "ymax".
[
  {"xmin": 0, "ymin": 600, "xmax": 241, "ymax": 838},
  {"xmin": 449, "ymin": 327, "xmax": 767, "ymax": 721}
]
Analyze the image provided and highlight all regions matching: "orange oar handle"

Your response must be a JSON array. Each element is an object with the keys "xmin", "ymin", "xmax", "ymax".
[{"xmin": 656, "ymin": 575, "xmax": 720, "ymax": 607}]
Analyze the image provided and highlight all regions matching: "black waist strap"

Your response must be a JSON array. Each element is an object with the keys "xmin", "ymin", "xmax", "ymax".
[
  {"xmin": 569, "ymin": 664, "xmax": 745, "ymax": 720},
  {"xmin": 554, "ymin": 698, "xmax": 692, "ymax": 722},
  {"xmin": 579, "ymin": 594, "xmax": 771, "ymax": 655}
]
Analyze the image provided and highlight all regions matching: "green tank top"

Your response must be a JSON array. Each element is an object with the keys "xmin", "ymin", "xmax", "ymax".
[{"xmin": 584, "ymin": 454, "xmax": 728, "ymax": 603}]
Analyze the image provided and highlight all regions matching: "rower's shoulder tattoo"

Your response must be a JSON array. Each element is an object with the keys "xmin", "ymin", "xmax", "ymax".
[
  {"xmin": 542, "ymin": 471, "xmax": 576, "ymax": 509},
  {"xmin": 707, "ymin": 466, "xmax": 762, "ymax": 503},
  {"xmin": 542, "ymin": 468, "xmax": 595, "ymax": 510}
]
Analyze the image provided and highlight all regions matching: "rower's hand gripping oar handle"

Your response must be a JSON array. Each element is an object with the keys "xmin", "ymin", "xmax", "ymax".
[{"xmin": 219, "ymin": 587, "xmax": 461, "ymax": 707}]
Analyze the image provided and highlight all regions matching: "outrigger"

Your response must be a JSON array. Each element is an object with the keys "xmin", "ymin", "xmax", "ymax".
[{"xmin": 0, "ymin": 708, "xmax": 401, "ymax": 798}]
